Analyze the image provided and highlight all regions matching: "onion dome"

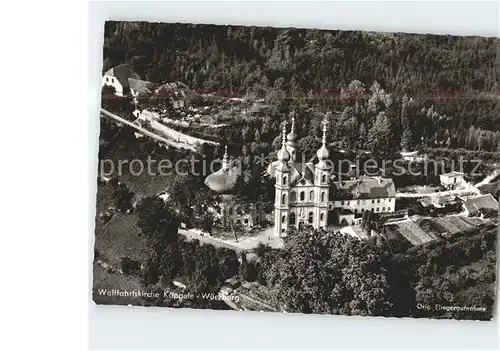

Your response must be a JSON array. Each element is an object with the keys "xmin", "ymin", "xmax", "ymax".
[
  {"xmin": 277, "ymin": 122, "xmax": 291, "ymax": 163},
  {"xmin": 316, "ymin": 118, "xmax": 330, "ymax": 161},
  {"xmin": 204, "ymin": 146, "xmax": 241, "ymax": 194},
  {"xmin": 286, "ymin": 112, "xmax": 297, "ymax": 145}
]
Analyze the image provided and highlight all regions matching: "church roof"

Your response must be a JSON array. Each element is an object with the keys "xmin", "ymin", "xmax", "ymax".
[
  {"xmin": 204, "ymin": 164, "xmax": 241, "ymax": 194},
  {"xmin": 332, "ymin": 177, "xmax": 396, "ymax": 199},
  {"xmin": 267, "ymin": 161, "xmax": 315, "ymax": 185}
]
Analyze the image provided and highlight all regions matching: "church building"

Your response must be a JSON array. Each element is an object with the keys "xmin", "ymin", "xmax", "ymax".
[{"xmin": 267, "ymin": 114, "xmax": 397, "ymax": 237}]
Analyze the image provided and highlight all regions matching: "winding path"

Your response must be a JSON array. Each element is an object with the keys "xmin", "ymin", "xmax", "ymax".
[{"xmin": 101, "ymin": 108, "xmax": 197, "ymax": 151}]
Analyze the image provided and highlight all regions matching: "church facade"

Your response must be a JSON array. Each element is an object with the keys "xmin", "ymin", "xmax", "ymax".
[{"xmin": 267, "ymin": 115, "xmax": 396, "ymax": 237}]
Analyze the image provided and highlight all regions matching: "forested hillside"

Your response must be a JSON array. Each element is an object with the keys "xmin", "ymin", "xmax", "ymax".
[
  {"xmin": 102, "ymin": 22, "xmax": 500, "ymax": 154},
  {"xmin": 103, "ymin": 21, "xmax": 500, "ymax": 96}
]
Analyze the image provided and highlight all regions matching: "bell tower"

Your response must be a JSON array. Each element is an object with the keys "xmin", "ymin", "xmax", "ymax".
[
  {"xmin": 286, "ymin": 110, "xmax": 298, "ymax": 162},
  {"xmin": 274, "ymin": 122, "xmax": 291, "ymax": 237},
  {"xmin": 314, "ymin": 117, "xmax": 331, "ymax": 230}
]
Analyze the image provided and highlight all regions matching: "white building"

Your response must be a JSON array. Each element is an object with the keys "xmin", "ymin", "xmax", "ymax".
[
  {"xmin": 267, "ymin": 115, "xmax": 396, "ymax": 237},
  {"xmin": 400, "ymin": 150, "xmax": 427, "ymax": 163},
  {"xmin": 204, "ymin": 147, "xmax": 263, "ymax": 229},
  {"xmin": 440, "ymin": 171, "xmax": 465, "ymax": 190},
  {"xmin": 102, "ymin": 64, "xmax": 151, "ymax": 97}
]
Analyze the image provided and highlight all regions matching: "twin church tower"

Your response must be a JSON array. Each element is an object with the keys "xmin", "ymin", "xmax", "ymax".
[{"xmin": 267, "ymin": 113, "xmax": 332, "ymax": 237}]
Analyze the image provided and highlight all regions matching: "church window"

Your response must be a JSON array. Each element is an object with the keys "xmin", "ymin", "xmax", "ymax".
[
  {"xmin": 376, "ymin": 208, "xmax": 379, "ymax": 212},
  {"xmin": 282, "ymin": 215, "xmax": 286, "ymax": 223},
  {"xmin": 244, "ymin": 219, "xmax": 249, "ymax": 224},
  {"xmin": 354, "ymin": 209, "xmax": 358, "ymax": 214},
  {"xmin": 106, "ymin": 77, "xmax": 109, "ymax": 82},
  {"xmin": 321, "ymin": 192, "xmax": 325, "ymax": 202},
  {"xmin": 322, "ymin": 174, "xmax": 326, "ymax": 182},
  {"xmin": 377, "ymin": 199, "xmax": 380, "ymax": 203},
  {"xmin": 372, "ymin": 199, "xmax": 375, "ymax": 203},
  {"xmin": 341, "ymin": 201, "xmax": 344, "ymax": 205},
  {"xmin": 289, "ymin": 212, "xmax": 296, "ymax": 225},
  {"xmin": 290, "ymin": 191, "xmax": 297, "ymax": 202},
  {"xmin": 282, "ymin": 194, "xmax": 287, "ymax": 205},
  {"xmin": 283, "ymin": 175, "xmax": 287, "ymax": 184},
  {"xmin": 320, "ymin": 213, "xmax": 324, "ymax": 221},
  {"xmin": 347, "ymin": 201, "xmax": 350, "ymax": 205},
  {"xmin": 308, "ymin": 212, "xmax": 313, "ymax": 223},
  {"xmin": 309, "ymin": 190, "xmax": 314, "ymax": 201},
  {"xmin": 382, "ymin": 207, "xmax": 385, "ymax": 211},
  {"xmin": 300, "ymin": 191, "xmax": 305, "ymax": 201},
  {"xmin": 111, "ymin": 78, "xmax": 114, "ymax": 83}
]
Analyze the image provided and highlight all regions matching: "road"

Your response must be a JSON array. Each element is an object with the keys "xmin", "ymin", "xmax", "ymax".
[
  {"xmin": 475, "ymin": 167, "xmax": 500, "ymax": 188},
  {"xmin": 178, "ymin": 229, "xmax": 245, "ymax": 253},
  {"xmin": 101, "ymin": 108, "xmax": 197, "ymax": 151}
]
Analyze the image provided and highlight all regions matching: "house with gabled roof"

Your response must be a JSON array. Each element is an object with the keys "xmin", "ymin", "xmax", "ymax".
[
  {"xmin": 462, "ymin": 194, "xmax": 499, "ymax": 216},
  {"xmin": 102, "ymin": 63, "xmax": 150, "ymax": 97}
]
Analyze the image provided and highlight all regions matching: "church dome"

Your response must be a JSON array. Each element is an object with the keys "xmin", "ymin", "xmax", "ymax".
[
  {"xmin": 286, "ymin": 130, "xmax": 297, "ymax": 142},
  {"xmin": 316, "ymin": 144, "xmax": 329, "ymax": 161},
  {"xmin": 204, "ymin": 166, "xmax": 240, "ymax": 194},
  {"xmin": 277, "ymin": 145, "xmax": 290, "ymax": 162}
]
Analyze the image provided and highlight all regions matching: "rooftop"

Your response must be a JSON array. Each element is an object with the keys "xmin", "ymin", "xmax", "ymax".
[
  {"xmin": 128, "ymin": 78, "xmax": 153, "ymax": 94},
  {"xmin": 104, "ymin": 64, "xmax": 141, "ymax": 88},
  {"xmin": 441, "ymin": 171, "xmax": 465, "ymax": 178},
  {"xmin": 204, "ymin": 163, "xmax": 241, "ymax": 194},
  {"xmin": 332, "ymin": 177, "xmax": 396, "ymax": 199},
  {"xmin": 463, "ymin": 194, "xmax": 498, "ymax": 214}
]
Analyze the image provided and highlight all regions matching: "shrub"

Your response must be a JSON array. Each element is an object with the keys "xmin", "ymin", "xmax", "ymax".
[{"xmin": 120, "ymin": 257, "xmax": 141, "ymax": 276}]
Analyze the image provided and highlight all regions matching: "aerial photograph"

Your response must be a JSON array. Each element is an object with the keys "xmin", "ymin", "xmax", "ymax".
[{"xmin": 92, "ymin": 21, "xmax": 499, "ymax": 320}]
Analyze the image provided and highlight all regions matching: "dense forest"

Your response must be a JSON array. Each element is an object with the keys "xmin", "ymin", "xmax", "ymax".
[
  {"xmin": 103, "ymin": 22, "xmax": 500, "ymax": 97},
  {"xmin": 102, "ymin": 21, "xmax": 500, "ymax": 155}
]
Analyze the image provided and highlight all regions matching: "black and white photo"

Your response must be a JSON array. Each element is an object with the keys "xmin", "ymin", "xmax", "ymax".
[{"xmin": 92, "ymin": 21, "xmax": 498, "ymax": 320}]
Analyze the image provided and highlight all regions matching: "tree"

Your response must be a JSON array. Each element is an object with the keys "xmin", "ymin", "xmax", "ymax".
[
  {"xmin": 200, "ymin": 213, "xmax": 215, "ymax": 234},
  {"xmin": 400, "ymin": 95, "xmax": 413, "ymax": 151},
  {"xmin": 120, "ymin": 257, "xmax": 141, "ymax": 276},
  {"xmin": 101, "ymin": 84, "xmax": 116, "ymax": 96},
  {"xmin": 113, "ymin": 183, "xmax": 135, "ymax": 212},
  {"xmin": 239, "ymin": 253, "xmax": 257, "ymax": 282},
  {"xmin": 136, "ymin": 196, "xmax": 179, "ymax": 255},
  {"xmin": 367, "ymin": 111, "xmax": 393, "ymax": 157},
  {"xmin": 265, "ymin": 227, "xmax": 394, "ymax": 316}
]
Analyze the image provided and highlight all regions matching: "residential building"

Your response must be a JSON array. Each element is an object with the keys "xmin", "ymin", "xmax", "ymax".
[
  {"xmin": 102, "ymin": 64, "xmax": 146, "ymax": 97},
  {"xmin": 440, "ymin": 171, "xmax": 465, "ymax": 190},
  {"xmin": 462, "ymin": 194, "xmax": 499, "ymax": 216}
]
